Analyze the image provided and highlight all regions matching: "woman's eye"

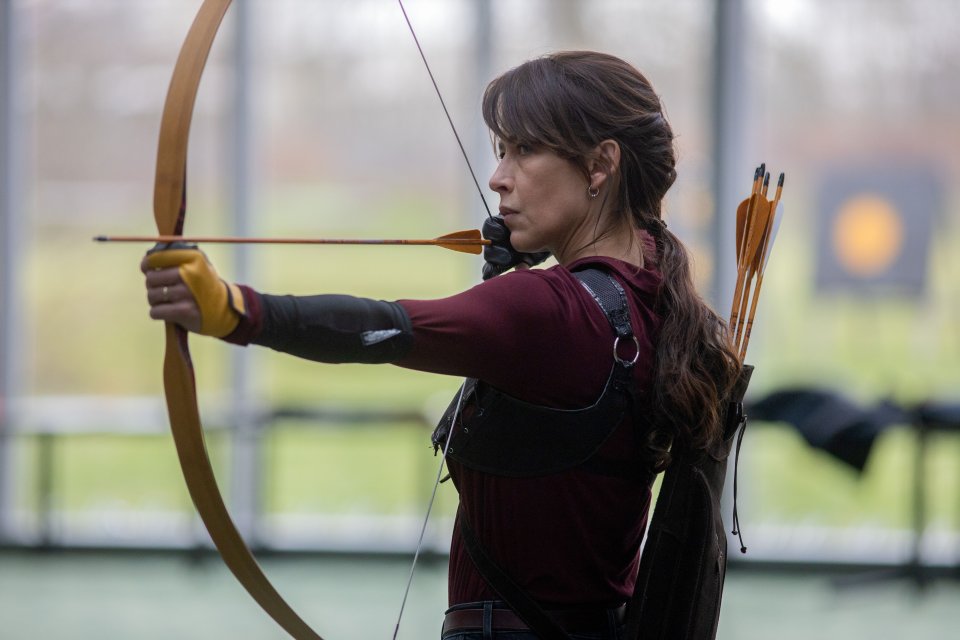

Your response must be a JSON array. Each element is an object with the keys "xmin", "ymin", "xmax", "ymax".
[{"xmin": 494, "ymin": 142, "xmax": 533, "ymax": 159}]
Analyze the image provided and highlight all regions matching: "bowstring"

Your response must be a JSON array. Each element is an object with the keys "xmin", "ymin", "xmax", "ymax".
[
  {"xmin": 392, "ymin": 381, "xmax": 468, "ymax": 639},
  {"xmin": 392, "ymin": 3, "xmax": 492, "ymax": 635},
  {"xmin": 396, "ymin": 0, "xmax": 492, "ymax": 219}
]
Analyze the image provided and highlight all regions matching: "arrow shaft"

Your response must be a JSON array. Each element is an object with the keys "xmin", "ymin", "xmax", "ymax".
[{"xmin": 96, "ymin": 235, "xmax": 491, "ymax": 247}]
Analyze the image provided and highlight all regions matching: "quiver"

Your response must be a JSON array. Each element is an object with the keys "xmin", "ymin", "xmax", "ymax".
[{"xmin": 625, "ymin": 365, "xmax": 754, "ymax": 640}]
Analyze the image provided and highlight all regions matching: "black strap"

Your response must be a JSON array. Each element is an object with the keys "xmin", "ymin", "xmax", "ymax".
[
  {"xmin": 455, "ymin": 268, "xmax": 635, "ymax": 640},
  {"xmin": 458, "ymin": 508, "xmax": 574, "ymax": 640},
  {"xmin": 573, "ymin": 269, "xmax": 633, "ymax": 338}
]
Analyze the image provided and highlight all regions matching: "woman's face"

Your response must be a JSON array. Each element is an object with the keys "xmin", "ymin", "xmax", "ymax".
[{"xmin": 488, "ymin": 140, "xmax": 594, "ymax": 260}]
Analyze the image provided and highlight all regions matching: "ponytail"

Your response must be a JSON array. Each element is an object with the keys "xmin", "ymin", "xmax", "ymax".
[{"xmin": 645, "ymin": 223, "xmax": 741, "ymax": 470}]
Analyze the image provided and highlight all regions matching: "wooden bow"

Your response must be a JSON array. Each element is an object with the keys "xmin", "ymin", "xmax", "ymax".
[{"xmin": 152, "ymin": 0, "xmax": 323, "ymax": 637}]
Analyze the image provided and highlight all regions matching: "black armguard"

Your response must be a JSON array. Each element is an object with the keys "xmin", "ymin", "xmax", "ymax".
[{"xmin": 253, "ymin": 294, "xmax": 414, "ymax": 364}]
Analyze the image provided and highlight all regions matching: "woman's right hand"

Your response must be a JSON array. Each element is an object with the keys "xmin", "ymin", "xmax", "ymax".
[
  {"xmin": 140, "ymin": 245, "xmax": 246, "ymax": 337},
  {"xmin": 481, "ymin": 215, "xmax": 551, "ymax": 280}
]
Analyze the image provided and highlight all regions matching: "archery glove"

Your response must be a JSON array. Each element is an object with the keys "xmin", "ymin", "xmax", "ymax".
[
  {"xmin": 481, "ymin": 216, "xmax": 551, "ymax": 281},
  {"xmin": 145, "ymin": 243, "xmax": 247, "ymax": 338}
]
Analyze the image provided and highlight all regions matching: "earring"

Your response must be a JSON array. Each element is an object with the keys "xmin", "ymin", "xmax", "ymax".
[{"xmin": 588, "ymin": 186, "xmax": 600, "ymax": 198}]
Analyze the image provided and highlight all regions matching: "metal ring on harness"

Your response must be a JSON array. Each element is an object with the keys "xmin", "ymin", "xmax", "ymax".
[{"xmin": 613, "ymin": 335, "xmax": 640, "ymax": 367}]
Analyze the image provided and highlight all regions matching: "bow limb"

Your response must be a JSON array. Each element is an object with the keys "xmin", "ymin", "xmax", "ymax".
[{"xmin": 153, "ymin": 1, "xmax": 323, "ymax": 638}]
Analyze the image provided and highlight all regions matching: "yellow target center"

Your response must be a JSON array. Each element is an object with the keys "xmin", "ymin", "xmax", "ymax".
[{"xmin": 832, "ymin": 194, "xmax": 904, "ymax": 276}]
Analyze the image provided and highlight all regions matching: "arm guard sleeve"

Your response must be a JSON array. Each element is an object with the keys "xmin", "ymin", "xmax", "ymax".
[{"xmin": 253, "ymin": 293, "xmax": 414, "ymax": 364}]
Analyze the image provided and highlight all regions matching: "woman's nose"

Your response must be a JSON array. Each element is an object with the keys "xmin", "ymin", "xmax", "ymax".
[{"xmin": 488, "ymin": 162, "xmax": 511, "ymax": 193}]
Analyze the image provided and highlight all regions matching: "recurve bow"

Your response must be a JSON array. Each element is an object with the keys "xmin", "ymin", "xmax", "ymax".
[
  {"xmin": 152, "ymin": 2, "xmax": 491, "ymax": 638},
  {"xmin": 153, "ymin": 1, "xmax": 322, "ymax": 637}
]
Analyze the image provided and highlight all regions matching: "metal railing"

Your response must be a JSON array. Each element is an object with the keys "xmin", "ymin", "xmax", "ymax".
[{"xmin": 1, "ymin": 395, "xmax": 450, "ymax": 556}]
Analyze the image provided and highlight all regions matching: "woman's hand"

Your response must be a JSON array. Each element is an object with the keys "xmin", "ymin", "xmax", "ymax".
[
  {"xmin": 140, "ymin": 245, "xmax": 246, "ymax": 337},
  {"xmin": 481, "ymin": 216, "xmax": 551, "ymax": 280},
  {"xmin": 142, "ymin": 254, "xmax": 202, "ymax": 332}
]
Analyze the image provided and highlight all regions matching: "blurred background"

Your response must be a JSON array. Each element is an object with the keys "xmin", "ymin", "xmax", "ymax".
[{"xmin": 1, "ymin": 0, "xmax": 958, "ymax": 638}]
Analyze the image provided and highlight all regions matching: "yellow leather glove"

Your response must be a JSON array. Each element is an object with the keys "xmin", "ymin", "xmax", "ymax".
[{"xmin": 145, "ymin": 247, "xmax": 246, "ymax": 337}]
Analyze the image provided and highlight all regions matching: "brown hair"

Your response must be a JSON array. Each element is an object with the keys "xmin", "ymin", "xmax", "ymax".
[{"xmin": 482, "ymin": 51, "xmax": 741, "ymax": 467}]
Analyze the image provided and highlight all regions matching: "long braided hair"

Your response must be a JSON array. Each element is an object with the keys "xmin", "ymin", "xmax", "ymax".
[{"xmin": 482, "ymin": 51, "xmax": 741, "ymax": 469}]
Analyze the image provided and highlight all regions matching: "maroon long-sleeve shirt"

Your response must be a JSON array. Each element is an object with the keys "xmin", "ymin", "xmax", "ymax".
[{"xmin": 396, "ymin": 254, "xmax": 662, "ymax": 607}]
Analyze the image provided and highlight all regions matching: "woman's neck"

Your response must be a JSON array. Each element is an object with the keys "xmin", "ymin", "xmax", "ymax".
[{"xmin": 556, "ymin": 222, "xmax": 644, "ymax": 269}]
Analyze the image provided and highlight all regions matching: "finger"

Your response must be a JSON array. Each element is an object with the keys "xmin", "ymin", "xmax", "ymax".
[
  {"xmin": 482, "ymin": 262, "xmax": 506, "ymax": 281},
  {"xmin": 143, "ymin": 267, "xmax": 184, "ymax": 288},
  {"xmin": 140, "ymin": 251, "xmax": 194, "ymax": 275},
  {"xmin": 146, "ymin": 282, "xmax": 192, "ymax": 307},
  {"xmin": 521, "ymin": 251, "xmax": 551, "ymax": 267},
  {"xmin": 482, "ymin": 245, "xmax": 515, "ymax": 266},
  {"xmin": 148, "ymin": 300, "xmax": 202, "ymax": 333},
  {"xmin": 481, "ymin": 216, "xmax": 509, "ymax": 241}
]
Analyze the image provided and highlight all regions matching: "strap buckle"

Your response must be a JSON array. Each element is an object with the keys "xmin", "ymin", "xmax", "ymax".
[{"xmin": 613, "ymin": 335, "xmax": 640, "ymax": 367}]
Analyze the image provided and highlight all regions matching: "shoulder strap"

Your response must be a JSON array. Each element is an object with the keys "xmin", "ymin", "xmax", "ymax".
[
  {"xmin": 455, "ymin": 268, "xmax": 637, "ymax": 640},
  {"xmin": 572, "ymin": 268, "xmax": 633, "ymax": 339}
]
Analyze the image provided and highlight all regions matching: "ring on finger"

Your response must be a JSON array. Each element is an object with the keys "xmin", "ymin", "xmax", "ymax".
[{"xmin": 162, "ymin": 285, "xmax": 170, "ymax": 303}]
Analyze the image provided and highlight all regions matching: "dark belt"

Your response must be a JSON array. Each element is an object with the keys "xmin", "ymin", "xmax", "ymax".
[{"xmin": 442, "ymin": 604, "xmax": 626, "ymax": 635}]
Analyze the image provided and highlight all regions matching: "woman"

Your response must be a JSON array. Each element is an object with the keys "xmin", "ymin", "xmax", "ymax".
[{"xmin": 143, "ymin": 51, "xmax": 740, "ymax": 640}]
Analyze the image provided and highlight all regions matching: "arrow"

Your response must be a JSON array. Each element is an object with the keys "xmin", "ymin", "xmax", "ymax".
[
  {"xmin": 739, "ymin": 173, "xmax": 785, "ymax": 359},
  {"xmin": 726, "ymin": 163, "xmax": 787, "ymax": 361},
  {"xmin": 729, "ymin": 165, "xmax": 765, "ymax": 333},
  {"xmin": 94, "ymin": 229, "xmax": 490, "ymax": 255}
]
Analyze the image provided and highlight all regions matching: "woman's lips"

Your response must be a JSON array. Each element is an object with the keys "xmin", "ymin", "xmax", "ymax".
[{"xmin": 499, "ymin": 207, "xmax": 518, "ymax": 217}]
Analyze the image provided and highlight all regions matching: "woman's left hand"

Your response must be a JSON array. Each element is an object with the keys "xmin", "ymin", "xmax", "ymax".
[{"xmin": 140, "ymin": 246, "xmax": 246, "ymax": 337}]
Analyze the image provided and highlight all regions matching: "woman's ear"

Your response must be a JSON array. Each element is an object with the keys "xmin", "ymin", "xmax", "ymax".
[{"xmin": 588, "ymin": 139, "xmax": 621, "ymax": 192}]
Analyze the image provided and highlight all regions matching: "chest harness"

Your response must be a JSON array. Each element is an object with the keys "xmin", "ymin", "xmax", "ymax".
[{"xmin": 431, "ymin": 268, "xmax": 650, "ymax": 479}]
